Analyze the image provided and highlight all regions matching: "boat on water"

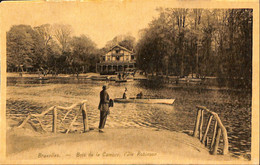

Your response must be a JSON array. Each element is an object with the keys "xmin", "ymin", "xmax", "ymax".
[
  {"xmin": 91, "ymin": 76, "xmax": 108, "ymax": 81},
  {"xmin": 177, "ymin": 78, "xmax": 188, "ymax": 84},
  {"xmin": 115, "ymin": 79, "xmax": 127, "ymax": 83},
  {"xmin": 108, "ymin": 76, "xmax": 117, "ymax": 81},
  {"xmin": 114, "ymin": 98, "xmax": 175, "ymax": 105},
  {"xmin": 188, "ymin": 78, "xmax": 202, "ymax": 84},
  {"xmin": 177, "ymin": 76, "xmax": 202, "ymax": 84}
]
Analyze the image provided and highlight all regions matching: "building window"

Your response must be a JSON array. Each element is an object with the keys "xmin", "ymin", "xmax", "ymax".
[
  {"xmin": 131, "ymin": 55, "xmax": 135, "ymax": 60},
  {"xmin": 103, "ymin": 56, "xmax": 105, "ymax": 61},
  {"xmin": 126, "ymin": 56, "xmax": 129, "ymax": 61},
  {"xmin": 115, "ymin": 48, "xmax": 120, "ymax": 54},
  {"xmin": 116, "ymin": 56, "xmax": 120, "ymax": 61},
  {"xmin": 108, "ymin": 57, "xmax": 110, "ymax": 61}
]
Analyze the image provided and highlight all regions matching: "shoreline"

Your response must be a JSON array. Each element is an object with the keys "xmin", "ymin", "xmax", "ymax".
[
  {"xmin": 6, "ymin": 119, "xmax": 240, "ymax": 163},
  {"xmin": 6, "ymin": 72, "xmax": 251, "ymax": 92}
]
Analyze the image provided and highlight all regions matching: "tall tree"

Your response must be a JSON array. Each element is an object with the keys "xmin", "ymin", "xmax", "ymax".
[
  {"xmin": 136, "ymin": 8, "xmax": 252, "ymax": 88},
  {"xmin": 53, "ymin": 24, "xmax": 73, "ymax": 52},
  {"xmin": 7, "ymin": 25, "xmax": 35, "ymax": 72},
  {"xmin": 70, "ymin": 35, "xmax": 98, "ymax": 73}
]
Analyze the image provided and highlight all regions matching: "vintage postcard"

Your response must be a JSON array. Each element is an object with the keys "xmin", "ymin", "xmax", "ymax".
[{"xmin": 0, "ymin": 0, "xmax": 259, "ymax": 164}]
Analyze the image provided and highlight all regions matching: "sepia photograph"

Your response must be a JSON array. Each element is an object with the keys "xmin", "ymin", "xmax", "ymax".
[{"xmin": 0, "ymin": 0, "xmax": 259, "ymax": 164}]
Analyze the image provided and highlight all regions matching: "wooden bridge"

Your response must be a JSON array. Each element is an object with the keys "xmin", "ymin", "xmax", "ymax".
[
  {"xmin": 193, "ymin": 105, "xmax": 229, "ymax": 155},
  {"xmin": 17, "ymin": 100, "xmax": 90, "ymax": 134},
  {"xmin": 16, "ymin": 101, "xmax": 229, "ymax": 156}
]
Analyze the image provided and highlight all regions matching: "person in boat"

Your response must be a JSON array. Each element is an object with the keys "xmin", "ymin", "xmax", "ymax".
[
  {"xmin": 118, "ymin": 73, "xmax": 121, "ymax": 80},
  {"xmin": 136, "ymin": 91, "xmax": 143, "ymax": 99},
  {"xmin": 122, "ymin": 87, "xmax": 128, "ymax": 99},
  {"xmin": 98, "ymin": 85, "xmax": 110, "ymax": 133}
]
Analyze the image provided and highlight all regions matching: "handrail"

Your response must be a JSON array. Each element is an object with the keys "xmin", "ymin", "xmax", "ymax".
[
  {"xmin": 17, "ymin": 100, "xmax": 89, "ymax": 134},
  {"xmin": 193, "ymin": 105, "xmax": 229, "ymax": 155},
  {"xmin": 56, "ymin": 100, "xmax": 88, "ymax": 110}
]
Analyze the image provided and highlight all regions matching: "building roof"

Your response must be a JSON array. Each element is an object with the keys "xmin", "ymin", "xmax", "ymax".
[{"xmin": 108, "ymin": 44, "xmax": 134, "ymax": 54}]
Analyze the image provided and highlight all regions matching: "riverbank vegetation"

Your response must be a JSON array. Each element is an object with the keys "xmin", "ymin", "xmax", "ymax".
[
  {"xmin": 136, "ymin": 9, "xmax": 252, "ymax": 89},
  {"xmin": 6, "ymin": 9, "xmax": 252, "ymax": 89},
  {"xmin": 7, "ymin": 24, "xmax": 136, "ymax": 75},
  {"xmin": 7, "ymin": 24, "xmax": 101, "ymax": 74}
]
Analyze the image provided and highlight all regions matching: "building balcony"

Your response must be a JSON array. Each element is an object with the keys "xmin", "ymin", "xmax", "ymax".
[
  {"xmin": 111, "ymin": 53, "xmax": 124, "ymax": 57},
  {"xmin": 98, "ymin": 60, "xmax": 136, "ymax": 65}
]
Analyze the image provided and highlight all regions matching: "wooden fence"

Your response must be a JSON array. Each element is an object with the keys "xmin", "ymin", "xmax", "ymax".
[
  {"xmin": 193, "ymin": 105, "xmax": 229, "ymax": 155},
  {"xmin": 17, "ymin": 100, "xmax": 89, "ymax": 133}
]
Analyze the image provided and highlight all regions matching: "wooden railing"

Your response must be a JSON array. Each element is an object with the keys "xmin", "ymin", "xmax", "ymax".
[
  {"xmin": 17, "ymin": 100, "xmax": 89, "ymax": 134},
  {"xmin": 193, "ymin": 105, "xmax": 229, "ymax": 155}
]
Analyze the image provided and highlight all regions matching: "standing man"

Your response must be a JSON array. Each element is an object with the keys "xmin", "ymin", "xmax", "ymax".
[
  {"xmin": 98, "ymin": 85, "xmax": 110, "ymax": 133},
  {"xmin": 122, "ymin": 87, "xmax": 128, "ymax": 99}
]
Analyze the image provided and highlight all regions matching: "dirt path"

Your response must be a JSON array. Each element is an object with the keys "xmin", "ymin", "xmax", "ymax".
[{"xmin": 6, "ymin": 126, "xmax": 241, "ymax": 164}]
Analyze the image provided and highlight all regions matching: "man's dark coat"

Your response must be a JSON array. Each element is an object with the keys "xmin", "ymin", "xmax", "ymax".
[{"xmin": 98, "ymin": 89, "xmax": 110, "ymax": 129}]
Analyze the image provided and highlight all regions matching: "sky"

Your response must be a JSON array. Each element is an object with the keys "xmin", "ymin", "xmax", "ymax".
[
  {"xmin": 2, "ymin": 0, "xmax": 256, "ymax": 48},
  {"xmin": 1, "ymin": 1, "xmax": 168, "ymax": 48}
]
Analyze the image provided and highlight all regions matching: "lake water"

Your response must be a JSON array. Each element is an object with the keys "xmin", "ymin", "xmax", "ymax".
[{"xmin": 6, "ymin": 77, "xmax": 251, "ymax": 160}]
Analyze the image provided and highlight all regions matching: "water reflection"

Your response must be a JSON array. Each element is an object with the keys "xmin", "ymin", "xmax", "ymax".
[{"xmin": 6, "ymin": 77, "xmax": 251, "ymax": 160}]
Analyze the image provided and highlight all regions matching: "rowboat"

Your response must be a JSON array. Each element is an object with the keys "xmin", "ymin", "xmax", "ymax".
[
  {"xmin": 177, "ymin": 78, "xmax": 188, "ymax": 84},
  {"xmin": 188, "ymin": 78, "xmax": 202, "ymax": 84},
  {"xmin": 114, "ymin": 98, "xmax": 175, "ymax": 105},
  {"xmin": 91, "ymin": 76, "xmax": 108, "ymax": 81},
  {"xmin": 115, "ymin": 79, "xmax": 127, "ymax": 83}
]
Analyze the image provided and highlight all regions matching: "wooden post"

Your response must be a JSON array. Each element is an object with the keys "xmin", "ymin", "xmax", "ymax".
[
  {"xmin": 214, "ymin": 114, "xmax": 229, "ymax": 155},
  {"xmin": 82, "ymin": 103, "xmax": 89, "ymax": 132},
  {"xmin": 202, "ymin": 115, "xmax": 213, "ymax": 144},
  {"xmin": 193, "ymin": 109, "xmax": 201, "ymax": 138},
  {"xmin": 199, "ymin": 110, "xmax": 204, "ymax": 141},
  {"xmin": 211, "ymin": 119, "xmax": 218, "ymax": 149},
  {"xmin": 52, "ymin": 107, "xmax": 57, "ymax": 133},
  {"xmin": 222, "ymin": 128, "xmax": 229, "ymax": 155},
  {"xmin": 195, "ymin": 106, "xmax": 229, "ymax": 155},
  {"xmin": 212, "ymin": 126, "xmax": 221, "ymax": 155}
]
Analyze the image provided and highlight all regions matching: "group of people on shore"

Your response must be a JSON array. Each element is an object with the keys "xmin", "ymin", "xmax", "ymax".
[{"xmin": 118, "ymin": 72, "xmax": 133, "ymax": 80}]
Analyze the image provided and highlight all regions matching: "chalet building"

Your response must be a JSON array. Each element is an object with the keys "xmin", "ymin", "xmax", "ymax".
[{"xmin": 96, "ymin": 45, "xmax": 136, "ymax": 74}]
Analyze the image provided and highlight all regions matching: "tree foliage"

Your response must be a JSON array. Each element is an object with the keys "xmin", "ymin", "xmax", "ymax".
[
  {"xmin": 7, "ymin": 25, "xmax": 36, "ymax": 71},
  {"xmin": 7, "ymin": 24, "xmax": 100, "ymax": 74},
  {"xmin": 136, "ymin": 8, "xmax": 252, "ymax": 88}
]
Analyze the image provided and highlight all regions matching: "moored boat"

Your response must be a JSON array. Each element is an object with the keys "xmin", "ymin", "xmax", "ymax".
[
  {"xmin": 114, "ymin": 98, "xmax": 175, "ymax": 105},
  {"xmin": 108, "ymin": 76, "xmax": 117, "ymax": 81},
  {"xmin": 188, "ymin": 78, "xmax": 202, "ymax": 84},
  {"xmin": 91, "ymin": 76, "xmax": 108, "ymax": 81},
  {"xmin": 115, "ymin": 79, "xmax": 127, "ymax": 83},
  {"xmin": 177, "ymin": 78, "xmax": 188, "ymax": 84}
]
